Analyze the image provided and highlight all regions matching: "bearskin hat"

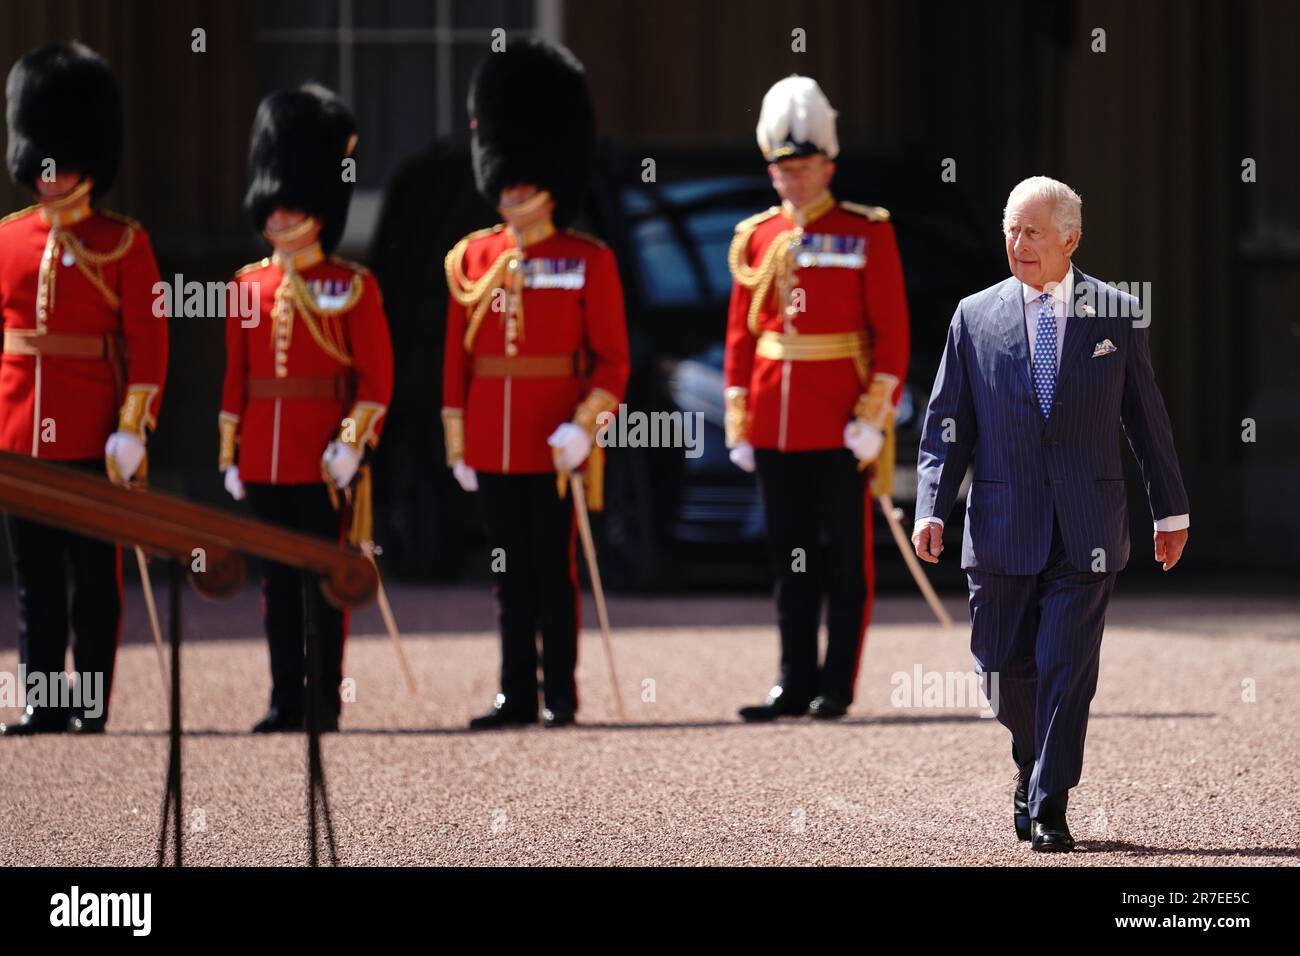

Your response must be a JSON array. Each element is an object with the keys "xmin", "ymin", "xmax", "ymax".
[
  {"xmin": 6, "ymin": 42, "xmax": 121, "ymax": 199},
  {"xmin": 468, "ymin": 38, "xmax": 595, "ymax": 228},
  {"xmin": 245, "ymin": 84, "xmax": 357, "ymax": 254}
]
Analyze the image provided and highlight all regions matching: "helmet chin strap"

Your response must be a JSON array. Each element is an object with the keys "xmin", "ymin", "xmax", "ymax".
[
  {"xmin": 36, "ymin": 176, "xmax": 93, "ymax": 205},
  {"xmin": 263, "ymin": 214, "xmax": 319, "ymax": 249},
  {"xmin": 499, "ymin": 190, "xmax": 555, "ymax": 248},
  {"xmin": 37, "ymin": 178, "xmax": 94, "ymax": 226},
  {"xmin": 498, "ymin": 189, "xmax": 552, "ymax": 227}
]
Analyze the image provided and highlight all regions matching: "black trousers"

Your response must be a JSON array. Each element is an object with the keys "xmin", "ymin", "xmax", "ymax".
[
  {"xmin": 477, "ymin": 472, "xmax": 579, "ymax": 715},
  {"xmin": 3, "ymin": 461, "xmax": 122, "ymax": 719},
  {"xmin": 245, "ymin": 482, "xmax": 347, "ymax": 720},
  {"xmin": 754, "ymin": 448, "xmax": 873, "ymax": 704}
]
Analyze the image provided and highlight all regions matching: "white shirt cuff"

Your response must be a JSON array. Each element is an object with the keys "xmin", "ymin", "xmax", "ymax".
[
  {"xmin": 914, "ymin": 516, "xmax": 1186, "ymax": 535},
  {"xmin": 1154, "ymin": 514, "xmax": 1189, "ymax": 532}
]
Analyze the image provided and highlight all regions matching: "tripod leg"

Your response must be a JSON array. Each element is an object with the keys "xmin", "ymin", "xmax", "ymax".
[
  {"xmin": 316, "ymin": 757, "xmax": 339, "ymax": 866},
  {"xmin": 169, "ymin": 561, "xmax": 182, "ymax": 866},
  {"xmin": 156, "ymin": 560, "xmax": 183, "ymax": 867},
  {"xmin": 156, "ymin": 782, "xmax": 172, "ymax": 866},
  {"xmin": 302, "ymin": 575, "xmax": 339, "ymax": 865},
  {"xmin": 303, "ymin": 576, "xmax": 319, "ymax": 867}
]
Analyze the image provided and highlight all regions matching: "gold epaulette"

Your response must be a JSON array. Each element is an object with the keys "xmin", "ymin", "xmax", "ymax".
[
  {"xmin": 329, "ymin": 254, "xmax": 372, "ymax": 277},
  {"xmin": 727, "ymin": 207, "xmax": 781, "ymax": 287},
  {"xmin": 840, "ymin": 201, "xmax": 891, "ymax": 222},
  {"xmin": 90, "ymin": 211, "xmax": 140, "ymax": 264},
  {"xmin": 99, "ymin": 209, "xmax": 144, "ymax": 231},
  {"xmin": 733, "ymin": 206, "xmax": 780, "ymax": 236},
  {"xmin": 564, "ymin": 228, "xmax": 607, "ymax": 249},
  {"xmin": 0, "ymin": 205, "xmax": 38, "ymax": 229},
  {"xmin": 235, "ymin": 257, "xmax": 272, "ymax": 277}
]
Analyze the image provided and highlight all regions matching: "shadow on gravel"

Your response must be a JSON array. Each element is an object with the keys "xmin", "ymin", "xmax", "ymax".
[
  {"xmin": 1076, "ymin": 841, "xmax": 1300, "ymax": 859},
  {"xmin": 99, "ymin": 710, "xmax": 1217, "ymax": 738}
]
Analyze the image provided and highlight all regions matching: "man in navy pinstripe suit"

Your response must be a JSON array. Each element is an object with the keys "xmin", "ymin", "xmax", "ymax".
[{"xmin": 912, "ymin": 177, "xmax": 1189, "ymax": 852}]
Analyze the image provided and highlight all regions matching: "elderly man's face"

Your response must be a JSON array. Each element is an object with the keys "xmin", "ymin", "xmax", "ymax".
[{"xmin": 1004, "ymin": 197, "xmax": 1078, "ymax": 290}]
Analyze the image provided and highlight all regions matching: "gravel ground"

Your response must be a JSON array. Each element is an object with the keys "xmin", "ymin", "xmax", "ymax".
[{"xmin": 0, "ymin": 584, "xmax": 1296, "ymax": 866}]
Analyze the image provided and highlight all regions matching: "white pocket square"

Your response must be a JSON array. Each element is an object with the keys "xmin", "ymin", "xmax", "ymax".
[{"xmin": 1092, "ymin": 339, "xmax": 1117, "ymax": 357}]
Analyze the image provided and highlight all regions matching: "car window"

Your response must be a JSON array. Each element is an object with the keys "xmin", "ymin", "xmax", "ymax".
[{"xmin": 621, "ymin": 177, "xmax": 768, "ymax": 308}]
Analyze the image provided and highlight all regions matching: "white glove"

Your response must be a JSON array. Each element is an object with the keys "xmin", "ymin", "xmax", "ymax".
[
  {"xmin": 728, "ymin": 442, "xmax": 756, "ymax": 473},
  {"xmin": 104, "ymin": 431, "xmax": 146, "ymax": 483},
  {"xmin": 844, "ymin": 421, "xmax": 884, "ymax": 464},
  {"xmin": 224, "ymin": 465, "xmax": 246, "ymax": 501},
  {"xmin": 321, "ymin": 440, "xmax": 361, "ymax": 488},
  {"xmin": 547, "ymin": 422, "xmax": 592, "ymax": 472},
  {"xmin": 451, "ymin": 459, "xmax": 479, "ymax": 493}
]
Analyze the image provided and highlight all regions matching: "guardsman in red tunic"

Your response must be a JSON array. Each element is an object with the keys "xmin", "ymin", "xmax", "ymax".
[
  {"xmin": 725, "ymin": 76, "xmax": 910, "ymax": 721},
  {"xmin": 443, "ymin": 39, "xmax": 629, "ymax": 729},
  {"xmin": 0, "ymin": 44, "xmax": 167, "ymax": 735},
  {"xmin": 220, "ymin": 85, "xmax": 394, "ymax": 733}
]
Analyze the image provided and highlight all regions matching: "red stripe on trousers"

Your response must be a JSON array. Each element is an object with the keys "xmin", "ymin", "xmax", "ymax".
[{"xmin": 849, "ymin": 489, "xmax": 875, "ymax": 690}]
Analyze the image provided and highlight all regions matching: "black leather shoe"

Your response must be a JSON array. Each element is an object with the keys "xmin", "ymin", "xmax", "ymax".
[
  {"xmin": 1014, "ymin": 766, "xmax": 1033, "ymax": 841},
  {"xmin": 0, "ymin": 706, "xmax": 69, "ymax": 736},
  {"xmin": 738, "ymin": 686, "xmax": 810, "ymax": 722},
  {"xmin": 1031, "ymin": 812, "xmax": 1075, "ymax": 852},
  {"xmin": 251, "ymin": 708, "xmax": 303, "ymax": 733},
  {"xmin": 542, "ymin": 707, "xmax": 575, "ymax": 728},
  {"xmin": 468, "ymin": 696, "xmax": 537, "ymax": 730},
  {"xmin": 68, "ymin": 711, "xmax": 107, "ymax": 734},
  {"xmin": 809, "ymin": 695, "xmax": 848, "ymax": 719}
]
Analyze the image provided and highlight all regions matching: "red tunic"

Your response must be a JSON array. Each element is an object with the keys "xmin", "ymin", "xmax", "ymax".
[
  {"xmin": 0, "ymin": 205, "xmax": 166, "ymax": 458},
  {"xmin": 724, "ymin": 199, "xmax": 910, "ymax": 451},
  {"xmin": 443, "ymin": 226, "xmax": 630, "ymax": 473},
  {"xmin": 221, "ymin": 252, "xmax": 394, "ymax": 484}
]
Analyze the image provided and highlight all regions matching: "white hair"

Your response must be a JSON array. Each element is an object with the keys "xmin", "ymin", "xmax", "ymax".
[{"xmin": 1002, "ymin": 176, "xmax": 1082, "ymax": 244}]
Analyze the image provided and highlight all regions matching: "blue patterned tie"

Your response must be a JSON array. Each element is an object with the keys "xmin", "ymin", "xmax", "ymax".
[{"xmin": 1032, "ymin": 292, "xmax": 1057, "ymax": 418}]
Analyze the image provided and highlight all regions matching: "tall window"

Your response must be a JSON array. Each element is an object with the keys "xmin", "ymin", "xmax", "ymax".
[{"xmin": 256, "ymin": 0, "xmax": 560, "ymax": 251}]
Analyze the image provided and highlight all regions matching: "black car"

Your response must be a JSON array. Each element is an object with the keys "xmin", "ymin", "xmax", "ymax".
[{"xmin": 587, "ymin": 147, "xmax": 1002, "ymax": 589}]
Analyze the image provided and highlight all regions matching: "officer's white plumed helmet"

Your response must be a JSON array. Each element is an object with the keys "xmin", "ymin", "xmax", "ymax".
[{"xmin": 756, "ymin": 75, "xmax": 839, "ymax": 163}]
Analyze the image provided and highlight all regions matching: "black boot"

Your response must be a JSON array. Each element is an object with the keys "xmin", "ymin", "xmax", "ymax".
[
  {"xmin": 738, "ymin": 685, "xmax": 811, "ymax": 722},
  {"xmin": 808, "ymin": 694, "xmax": 849, "ymax": 719},
  {"xmin": 0, "ymin": 706, "xmax": 69, "ymax": 736},
  {"xmin": 542, "ymin": 707, "xmax": 575, "ymax": 728},
  {"xmin": 251, "ymin": 707, "xmax": 303, "ymax": 733},
  {"xmin": 1031, "ymin": 809, "xmax": 1075, "ymax": 852},
  {"xmin": 68, "ymin": 709, "xmax": 108, "ymax": 734},
  {"xmin": 469, "ymin": 695, "xmax": 537, "ymax": 730}
]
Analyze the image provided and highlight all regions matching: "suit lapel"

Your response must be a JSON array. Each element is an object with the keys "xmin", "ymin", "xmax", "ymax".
[
  {"xmin": 1057, "ymin": 265, "xmax": 1097, "ymax": 388},
  {"xmin": 998, "ymin": 280, "xmax": 1033, "ymax": 397}
]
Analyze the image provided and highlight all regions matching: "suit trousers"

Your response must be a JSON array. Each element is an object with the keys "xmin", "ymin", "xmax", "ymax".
[
  {"xmin": 3, "ymin": 460, "xmax": 122, "ymax": 720},
  {"xmin": 966, "ymin": 515, "xmax": 1116, "ymax": 818},
  {"xmin": 245, "ymin": 482, "xmax": 347, "ymax": 720},
  {"xmin": 754, "ymin": 448, "xmax": 873, "ymax": 704},
  {"xmin": 476, "ymin": 472, "xmax": 580, "ymax": 715}
]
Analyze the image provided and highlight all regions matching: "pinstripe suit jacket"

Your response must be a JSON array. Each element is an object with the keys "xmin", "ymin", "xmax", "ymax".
[{"xmin": 915, "ymin": 266, "xmax": 1188, "ymax": 575}]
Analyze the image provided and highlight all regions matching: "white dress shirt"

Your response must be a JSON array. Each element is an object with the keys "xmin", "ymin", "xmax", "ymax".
[
  {"xmin": 915, "ymin": 267, "xmax": 1189, "ymax": 537},
  {"xmin": 1023, "ymin": 268, "xmax": 1071, "ymax": 366}
]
